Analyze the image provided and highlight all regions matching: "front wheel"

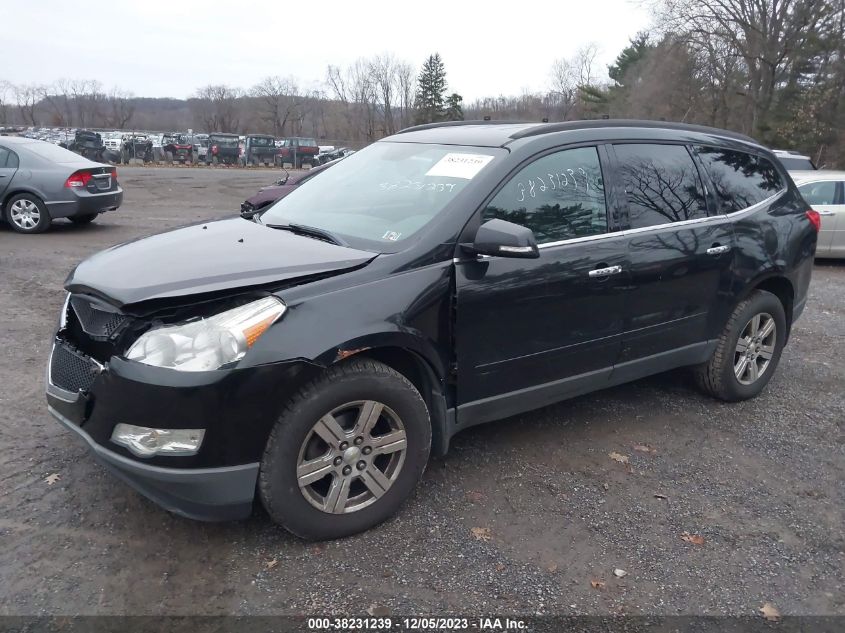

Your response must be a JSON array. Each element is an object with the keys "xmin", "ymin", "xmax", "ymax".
[
  {"xmin": 259, "ymin": 358, "xmax": 431, "ymax": 540},
  {"xmin": 694, "ymin": 290, "xmax": 787, "ymax": 402}
]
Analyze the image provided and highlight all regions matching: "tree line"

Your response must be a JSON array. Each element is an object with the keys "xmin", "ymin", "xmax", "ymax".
[{"xmin": 2, "ymin": 0, "xmax": 843, "ymax": 165}]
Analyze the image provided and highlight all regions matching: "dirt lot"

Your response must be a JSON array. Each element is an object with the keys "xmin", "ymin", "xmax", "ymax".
[{"xmin": 0, "ymin": 166, "xmax": 842, "ymax": 618}]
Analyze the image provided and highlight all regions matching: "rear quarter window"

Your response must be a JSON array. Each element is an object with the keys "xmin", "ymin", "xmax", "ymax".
[{"xmin": 694, "ymin": 146, "xmax": 784, "ymax": 212}]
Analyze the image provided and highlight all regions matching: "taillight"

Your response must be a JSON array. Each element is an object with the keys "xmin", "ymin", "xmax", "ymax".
[
  {"xmin": 806, "ymin": 209, "xmax": 821, "ymax": 232},
  {"xmin": 111, "ymin": 167, "xmax": 118, "ymax": 181},
  {"xmin": 65, "ymin": 171, "xmax": 92, "ymax": 188},
  {"xmin": 212, "ymin": 145, "xmax": 218, "ymax": 154}
]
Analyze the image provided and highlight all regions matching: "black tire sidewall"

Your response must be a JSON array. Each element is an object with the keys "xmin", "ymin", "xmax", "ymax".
[
  {"xmin": 260, "ymin": 365, "xmax": 431, "ymax": 540},
  {"xmin": 4, "ymin": 194, "xmax": 51, "ymax": 234},
  {"xmin": 719, "ymin": 292, "xmax": 787, "ymax": 400}
]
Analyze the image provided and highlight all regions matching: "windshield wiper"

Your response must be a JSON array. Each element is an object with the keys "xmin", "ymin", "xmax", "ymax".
[{"xmin": 264, "ymin": 222, "xmax": 346, "ymax": 246}]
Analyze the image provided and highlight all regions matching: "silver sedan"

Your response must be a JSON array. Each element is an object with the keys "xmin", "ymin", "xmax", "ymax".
[
  {"xmin": 0, "ymin": 137, "xmax": 123, "ymax": 234},
  {"xmin": 792, "ymin": 170, "xmax": 845, "ymax": 258}
]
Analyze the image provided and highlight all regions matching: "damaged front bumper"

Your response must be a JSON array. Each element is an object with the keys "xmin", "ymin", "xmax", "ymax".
[
  {"xmin": 46, "ymin": 341, "xmax": 322, "ymax": 521},
  {"xmin": 48, "ymin": 404, "xmax": 259, "ymax": 521}
]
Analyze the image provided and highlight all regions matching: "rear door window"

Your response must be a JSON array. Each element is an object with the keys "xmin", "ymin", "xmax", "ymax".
[
  {"xmin": 613, "ymin": 144, "xmax": 707, "ymax": 228},
  {"xmin": 797, "ymin": 181, "xmax": 840, "ymax": 206},
  {"xmin": 482, "ymin": 146, "xmax": 608, "ymax": 244},
  {"xmin": 0, "ymin": 146, "xmax": 9, "ymax": 167},
  {"xmin": 694, "ymin": 146, "xmax": 784, "ymax": 212}
]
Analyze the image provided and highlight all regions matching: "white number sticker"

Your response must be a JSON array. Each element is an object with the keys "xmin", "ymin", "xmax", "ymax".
[{"xmin": 425, "ymin": 153, "xmax": 495, "ymax": 180}]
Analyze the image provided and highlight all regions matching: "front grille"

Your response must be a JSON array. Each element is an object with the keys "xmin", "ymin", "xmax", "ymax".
[
  {"xmin": 50, "ymin": 342, "xmax": 100, "ymax": 393},
  {"xmin": 70, "ymin": 295, "xmax": 127, "ymax": 340}
]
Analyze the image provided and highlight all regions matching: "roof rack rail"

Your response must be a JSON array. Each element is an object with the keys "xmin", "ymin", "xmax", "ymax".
[
  {"xmin": 396, "ymin": 120, "xmax": 535, "ymax": 134},
  {"xmin": 508, "ymin": 119, "xmax": 758, "ymax": 144}
]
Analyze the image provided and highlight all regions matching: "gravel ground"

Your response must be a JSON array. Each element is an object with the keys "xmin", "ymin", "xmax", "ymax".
[{"xmin": 0, "ymin": 166, "xmax": 842, "ymax": 618}]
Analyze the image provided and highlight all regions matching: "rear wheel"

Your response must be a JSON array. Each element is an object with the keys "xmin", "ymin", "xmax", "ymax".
[
  {"xmin": 69, "ymin": 213, "xmax": 98, "ymax": 225},
  {"xmin": 5, "ymin": 194, "xmax": 51, "ymax": 234},
  {"xmin": 212, "ymin": 155, "xmax": 219, "ymax": 165},
  {"xmin": 694, "ymin": 290, "xmax": 786, "ymax": 401},
  {"xmin": 259, "ymin": 358, "xmax": 431, "ymax": 540}
]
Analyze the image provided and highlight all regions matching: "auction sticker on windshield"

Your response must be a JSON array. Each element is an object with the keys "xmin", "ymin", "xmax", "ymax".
[{"xmin": 425, "ymin": 153, "xmax": 495, "ymax": 179}]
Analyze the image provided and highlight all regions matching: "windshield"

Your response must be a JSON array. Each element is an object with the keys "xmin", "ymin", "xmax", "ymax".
[
  {"xmin": 211, "ymin": 136, "xmax": 239, "ymax": 147},
  {"xmin": 250, "ymin": 136, "xmax": 275, "ymax": 146},
  {"xmin": 260, "ymin": 142, "xmax": 502, "ymax": 251}
]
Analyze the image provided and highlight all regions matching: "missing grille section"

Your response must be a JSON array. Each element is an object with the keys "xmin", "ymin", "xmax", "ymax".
[{"xmin": 50, "ymin": 342, "xmax": 100, "ymax": 393}]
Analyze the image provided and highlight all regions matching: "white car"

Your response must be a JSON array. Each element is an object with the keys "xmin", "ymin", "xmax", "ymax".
[{"xmin": 793, "ymin": 170, "xmax": 844, "ymax": 258}]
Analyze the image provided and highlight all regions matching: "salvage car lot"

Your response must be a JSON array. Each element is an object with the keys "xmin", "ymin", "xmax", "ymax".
[{"xmin": 0, "ymin": 166, "xmax": 842, "ymax": 616}]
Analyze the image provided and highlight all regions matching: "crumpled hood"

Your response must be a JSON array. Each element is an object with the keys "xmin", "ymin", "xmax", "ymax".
[{"xmin": 65, "ymin": 218, "xmax": 377, "ymax": 307}]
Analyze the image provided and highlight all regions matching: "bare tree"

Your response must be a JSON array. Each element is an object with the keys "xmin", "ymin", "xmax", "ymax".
[
  {"xmin": 14, "ymin": 84, "xmax": 41, "ymax": 126},
  {"xmin": 190, "ymin": 85, "xmax": 242, "ymax": 132},
  {"xmin": 549, "ymin": 43, "xmax": 601, "ymax": 120},
  {"xmin": 0, "ymin": 80, "xmax": 11, "ymax": 125},
  {"xmin": 106, "ymin": 88, "xmax": 135, "ymax": 129},
  {"xmin": 655, "ymin": 0, "xmax": 837, "ymax": 135},
  {"xmin": 250, "ymin": 76, "xmax": 301, "ymax": 136}
]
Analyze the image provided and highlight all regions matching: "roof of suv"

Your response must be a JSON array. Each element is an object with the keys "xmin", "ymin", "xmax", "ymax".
[{"xmin": 390, "ymin": 119, "xmax": 759, "ymax": 148}]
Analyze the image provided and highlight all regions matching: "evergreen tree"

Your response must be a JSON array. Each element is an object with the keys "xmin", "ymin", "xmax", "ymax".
[
  {"xmin": 414, "ymin": 54, "xmax": 447, "ymax": 124},
  {"xmin": 444, "ymin": 93, "xmax": 464, "ymax": 121},
  {"xmin": 608, "ymin": 33, "xmax": 652, "ymax": 86}
]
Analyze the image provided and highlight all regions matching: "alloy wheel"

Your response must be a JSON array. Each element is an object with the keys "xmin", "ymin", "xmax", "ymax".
[
  {"xmin": 296, "ymin": 400, "xmax": 407, "ymax": 514},
  {"xmin": 9, "ymin": 199, "xmax": 40, "ymax": 230},
  {"xmin": 734, "ymin": 312, "xmax": 776, "ymax": 385}
]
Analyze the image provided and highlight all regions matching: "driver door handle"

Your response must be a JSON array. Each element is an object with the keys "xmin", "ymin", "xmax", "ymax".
[
  {"xmin": 588, "ymin": 265, "xmax": 623, "ymax": 278},
  {"xmin": 706, "ymin": 244, "xmax": 731, "ymax": 255}
]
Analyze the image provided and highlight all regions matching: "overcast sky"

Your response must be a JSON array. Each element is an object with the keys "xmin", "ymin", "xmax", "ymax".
[{"xmin": 6, "ymin": 0, "xmax": 652, "ymax": 102}]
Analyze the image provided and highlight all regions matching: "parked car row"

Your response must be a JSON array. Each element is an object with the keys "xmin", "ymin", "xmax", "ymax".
[{"xmin": 8, "ymin": 126, "xmax": 354, "ymax": 169}]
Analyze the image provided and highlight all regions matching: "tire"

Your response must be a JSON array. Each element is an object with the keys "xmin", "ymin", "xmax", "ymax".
[
  {"xmin": 69, "ymin": 213, "xmax": 98, "ymax": 225},
  {"xmin": 4, "ymin": 193, "xmax": 51, "ymax": 234},
  {"xmin": 165, "ymin": 150, "xmax": 173, "ymax": 164},
  {"xmin": 252, "ymin": 156, "xmax": 259, "ymax": 167},
  {"xmin": 212, "ymin": 156, "xmax": 219, "ymax": 165},
  {"xmin": 694, "ymin": 290, "xmax": 787, "ymax": 402},
  {"xmin": 259, "ymin": 358, "xmax": 431, "ymax": 540}
]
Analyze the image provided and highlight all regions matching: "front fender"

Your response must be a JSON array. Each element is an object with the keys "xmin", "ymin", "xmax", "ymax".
[{"xmin": 245, "ymin": 260, "xmax": 453, "ymax": 382}]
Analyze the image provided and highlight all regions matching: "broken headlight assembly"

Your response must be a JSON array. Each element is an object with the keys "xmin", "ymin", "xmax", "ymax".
[{"xmin": 125, "ymin": 296, "xmax": 286, "ymax": 371}]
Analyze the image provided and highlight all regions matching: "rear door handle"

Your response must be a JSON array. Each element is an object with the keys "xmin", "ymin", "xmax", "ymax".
[
  {"xmin": 706, "ymin": 245, "xmax": 731, "ymax": 255},
  {"xmin": 817, "ymin": 210, "xmax": 836, "ymax": 216},
  {"xmin": 588, "ymin": 265, "xmax": 623, "ymax": 278}
]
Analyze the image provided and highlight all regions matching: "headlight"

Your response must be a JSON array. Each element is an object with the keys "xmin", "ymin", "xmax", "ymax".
[{"xmin": 125, "ymin": 296, "xmax": 285, "ymax": 371}]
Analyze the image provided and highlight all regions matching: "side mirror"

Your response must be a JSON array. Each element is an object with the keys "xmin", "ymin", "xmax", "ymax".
[
  {"xmin": 466, "ymin": 218, "xmax": 540, "ymax": 259},
  {"xmin": 276, "ymin": 169, "xmax": 290, "ymax": 185}
]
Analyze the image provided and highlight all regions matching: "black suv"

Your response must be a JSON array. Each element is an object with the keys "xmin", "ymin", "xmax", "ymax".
[{"xmin": 46, "ymin": 120, "xmax": 818, "ymax": 540}]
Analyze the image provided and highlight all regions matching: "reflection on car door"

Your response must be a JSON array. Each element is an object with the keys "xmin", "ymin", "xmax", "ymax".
[
  {"xmin": 0, "ymin": 146, "xmax": 18, "ymax": 198},
  {"xmin": 797, "ymin": 180, "xmax": 843, "ymax": 256},
  {"xmin": 608, "ymin": 143, "xmax": 736, "ymax": 374},
  {"xmin": 455, "ymin": 145, "xmax": 628, "ymax": 426}
]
